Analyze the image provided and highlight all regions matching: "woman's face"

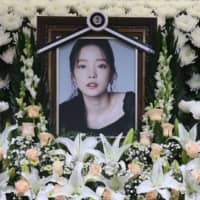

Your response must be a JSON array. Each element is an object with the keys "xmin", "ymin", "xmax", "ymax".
[{"xmin": 72, "ymin": 45, "xmax": 112, "ymax": 98}]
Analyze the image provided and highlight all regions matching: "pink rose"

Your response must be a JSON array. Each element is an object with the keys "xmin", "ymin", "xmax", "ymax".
[
  {"xmin": 191, "ymin": 169, "xmax": 200, "ymax": 183},
  {"xmin": 150, "ymin": 143, "xmax": 162, "ymax": 160},
  {"xmin": 26, "ymin": 148, "xmax": 40, "ymax": 161},
  {"xmin": 185, "ymin": 141, "xmax": 200, "ymax": 158},
  {"xmin": 88, "ymin": 163, "xmax": 102, "ymax": 176},
  {"xmin": 38, "ymin": 132, "xmax": 54, "ymax": 146},
  {"xmin": 52, "ymin": 160, "xmax": 64, "ymax": 177},
  {"xmin": 140, "ymin": 131, "xmax": 152, "ymax": 146},
  {"xmin": 145, "ymin": 108, "xmax": 163, "ymax": 121},
  {"xmin": 20, "ymin": 122, "xmax": 35, "ymax": 137},
  {"xmin": 0, "ymin": 147, "xmax": 4, "ymax": 160},
  {"xmin": 145, "ymin": 190, "xmax": 158, "ymax": 200},
  {"xmin": 26, "ymin": 105, "xmax": 41, "ymax": 118},
  {"xmin": 162, "ymin": 123, "xmax": 174, "ymax": 137},
  {"xmin": 15, "ymin": 179, "xmax": 31, "ymax": 196},
  {"xmin": 128, "ymin": 162, "xmax": 142, "ymax": 176}
]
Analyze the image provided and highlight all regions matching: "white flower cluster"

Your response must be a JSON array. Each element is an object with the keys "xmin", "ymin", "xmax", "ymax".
[{"xmin": 19, "ymin": 28, "xmax": 40, "ymax": 99}]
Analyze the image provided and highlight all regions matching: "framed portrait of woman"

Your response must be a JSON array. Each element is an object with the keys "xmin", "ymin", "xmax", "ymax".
[{"xmin": 37, "ymin": 15, "xmax": 157, "ymax": 136}]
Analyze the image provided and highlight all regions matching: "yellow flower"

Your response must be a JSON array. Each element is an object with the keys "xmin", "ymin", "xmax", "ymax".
[
  {"xmin": 162, "ymin": 123, "xmax": 174, "ymax": 137},
  {"xmin": 26, "ymin": 105, "xmax": 41, "ymax": 118}
]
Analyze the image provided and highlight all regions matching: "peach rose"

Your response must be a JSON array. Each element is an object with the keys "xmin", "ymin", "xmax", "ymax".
[
  {"xmin": 145, "ymin": 108, "xmax": 163, "ymax": 121},
  {"xmin": 185, "ymin": 141, "xmax": 200, "ymax": 158},
  {"xmin": 140, "ymin": 131, "xmax": 152, "ymax": 146},
  {"xmin": 162, "ymin": 123, "xmax": 174, "ymax": 137},
  {"xmin": 102, "ymin": 189, "xmax": 112, "ymax": 200},
  {"xmin": 191, "ymin": 169, "xmax": 200, "ymax": 183},
  {"xmin": 150, "ymin": 143, "xmax": 162, "ymax": 160},
  {"xmin": 26, "ymin": 148, "xmax": 40, "ymax": 161},
  {"xmin": 52, "ymin": 184, "xmax": 64, "ymax": 200},
  {"xmin": 52, "ymin": 160, "xmax": 64, "ymax": 177},
  {"xmin": 15, "ymin": 178, "xmax": 31, "ymax": 196},
  {"xmin": 171, "ymin": 189, "xmax": 180, "ymax": 200},
  {"xmin": 128, "ymin": 162, "xmax": 142, "ymax": 176},
  {"xmin": 145, "ymin": 190, "xmax": 158, "ymax": 200},
  {"xmin": 26, "ymin": 105, "xmax": 41, "ymax": 118},
  {"xmin": 20, "ymin": 122, "xmax": 35, "ymax": 137},
  {"xmin": 0, "ymin": 147, "xmax": 4, "ymax": 160},
  {"xmin": 88, "ymin": 163, "xmax": 102, "ymax": 176},
  {"xmin": 38, "ymin": 132, "xmax": 54, "ymax": 146}
]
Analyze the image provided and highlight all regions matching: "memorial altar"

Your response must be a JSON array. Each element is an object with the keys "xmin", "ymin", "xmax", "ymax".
[{"xmin": 0, "ymin": 0, "xmax": 200, "ymax": 199}]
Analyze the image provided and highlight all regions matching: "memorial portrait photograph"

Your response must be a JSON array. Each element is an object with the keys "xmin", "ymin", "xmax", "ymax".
[{"xmin": 57, "ymin": 37, "xmax": 137, "ymax": 136}]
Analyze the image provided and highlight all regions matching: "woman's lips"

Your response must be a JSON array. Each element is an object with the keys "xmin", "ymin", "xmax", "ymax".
[{"xmin": 86, "ymin": 82, "xmax": 98, "ymax": 88}]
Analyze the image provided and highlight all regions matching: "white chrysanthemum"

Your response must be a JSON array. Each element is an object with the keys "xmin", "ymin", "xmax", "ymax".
[
  {"xmin": 178, "ymin": 100, "xmax": 193, "ymax": 113},
  {"xmin": 0, "ymin": 48, "xmax": 16, "ymax": 64},
  {"xmin": 190, "ymin": 101, "xmax": 200, "ymax": 120},
  {"xmin": 178, "ymin": 45, "xmax": 197, "ymax": 67},
  {"xmin": 103, "ymin": 6, "xmax": 126, "ymax": 17},
  {"xmin": 14, "ymin": 2, "xmax": 37, "ymax": 17},
  {"xmin": 126, "ymin": 6, "xmax": 154, "ymax": 17},
  {"xmin": 190, "ymin": 27, "xmax": 200, "ymax": 48},
  {"xmin": 30, "ymin": 0, "xmax": 49, "ymax": 10},
  {"xmin": 0, "ymin": 27, "xmax": 12, "ymax": 46},
  {"xmin": 186, "ymin": 73, "xmax": 200, "ymax": 91},
  {"xmin": 174, "ymin": 14, "xmax": 198, "ymax": 32},
  {"xmin": 187, "ymin": 4, "xmax": 200, "ymax": 18},
  {"xmin": 0, "ymin": 4, "xmax": 9, "ymax": 16},
  {"xmin": 157, "ymin": 15, "xmax": 166, "ymax": 28},
  {"xmin": 155, "ymin": 4, "xmax": 179, "ymax": 18},
  {"xmin": 0, "ymin": 13, "xmax": 22, "ymax": 31},
  {"xmin": 0, "ymin": 101, "xmax": 9, "ymax": 112},
  {"xmin": 178, "ymin": 100, "xmax": 200, "ymax": 120},
  {"xmin": 45, "ymin": 1, "xmax": 69, "ymax": 16},
  {"xmin": 174, "ymin": 28, "xmax": 188, "ymax": 51}
]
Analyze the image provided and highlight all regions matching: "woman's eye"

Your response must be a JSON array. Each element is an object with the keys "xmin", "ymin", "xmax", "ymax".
[
  {"xmin": 77, "ymin": 64, "xmax": 86, "ymax": 69},
  {"xmin": 98, "ymin": 64, "xmax": 107, "ymax": 69}
]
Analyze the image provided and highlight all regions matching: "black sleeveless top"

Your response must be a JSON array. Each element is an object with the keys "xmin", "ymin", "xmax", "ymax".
[{"xmin": 59, "ymin": 92, "xmax": 135, "ymax": 136}]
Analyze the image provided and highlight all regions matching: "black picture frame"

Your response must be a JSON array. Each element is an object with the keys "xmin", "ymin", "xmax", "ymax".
[{"xmin": 37, "ymin": 16, "xmax": 157, "ymax": 135}]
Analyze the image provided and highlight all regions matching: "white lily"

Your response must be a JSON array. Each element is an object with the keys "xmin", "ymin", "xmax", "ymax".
[
  {"xmin": 0, "ymin": 124, "xmax": 18, "ymax": 158},
  {"xmin": 180, "ymin": 166, "xmax": 200, "ymax": 200},
  {"xmin": 51, "ymin": 162, "xmax": 100, "ymax": 200},
  {"xmin": 56, "ymin": 134, "xmax": 102, "ymax": 163},
  {"xmin": 137, "ymin": 159, "xmax": 181, "ymax": 200},
  {"xmin": 100, "ymin": 133, "xmax": 131, "ymax": 162},
  {"xmin": 0, "ymin": 170, "xmax": 14, "ymax": 200},
  {"xmin": 21, "ymin": 167, "xmax": 53, "ymax": 199},
  {"xmin": 173, "ymin": 123, "xmax": 197, "ymax": 147}
]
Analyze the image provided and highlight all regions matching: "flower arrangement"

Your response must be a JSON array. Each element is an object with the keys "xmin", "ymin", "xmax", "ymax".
[{"xmin": 1, "ymin": 0, "xmax": 200, "ymax": 200}]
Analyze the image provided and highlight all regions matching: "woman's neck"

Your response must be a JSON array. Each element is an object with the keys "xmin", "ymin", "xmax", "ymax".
[{"xmin": 83, "ymin": 93, "xmax": 111, "ymax": 115}]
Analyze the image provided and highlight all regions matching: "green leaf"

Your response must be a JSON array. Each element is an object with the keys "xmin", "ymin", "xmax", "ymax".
[
  {"xmin": 122, "ymin": 128, "xmax": 134, "ymax": 145},
  {"xmin": 174, "ymin": 118, "xmax": 179, "ymax": 136}
]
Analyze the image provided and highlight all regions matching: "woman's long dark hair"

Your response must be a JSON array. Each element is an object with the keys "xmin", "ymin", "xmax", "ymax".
[{"xmin": 68, "ymin": 39, "xmax": 117, "ymax": 129}]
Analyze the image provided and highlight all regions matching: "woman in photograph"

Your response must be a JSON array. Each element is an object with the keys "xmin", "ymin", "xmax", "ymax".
[{"xmin": 59, "ymin": 39, "xmax": 135, "ymax": 136}]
